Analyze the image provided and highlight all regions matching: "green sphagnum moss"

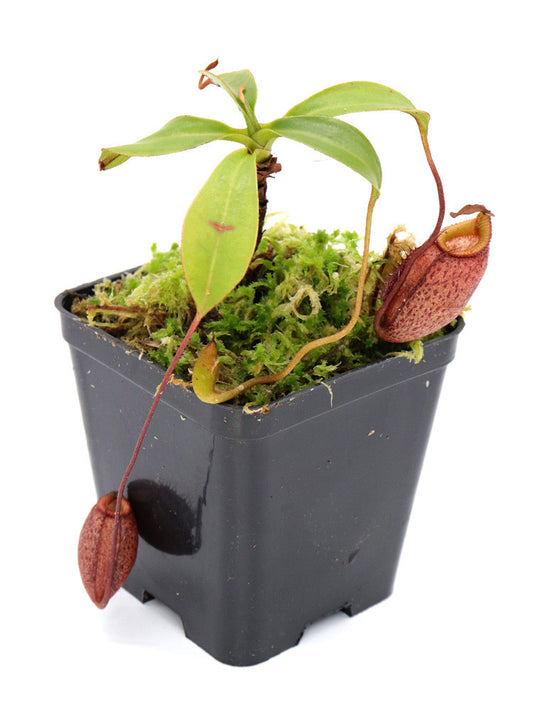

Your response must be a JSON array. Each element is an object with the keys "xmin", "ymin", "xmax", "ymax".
[{"xmin": 73, "ymin": 219, "xmax": 443, "ymax": 408}]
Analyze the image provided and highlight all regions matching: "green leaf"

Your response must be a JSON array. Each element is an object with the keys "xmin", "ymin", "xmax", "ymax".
[
  {"xmin": 98, "ymin": 115, "xmax": 250, "ymax": 170},
  {"xmin": 200, "ymin": 69, "xmax": 258, "ymax": 111},
  {"xmin": 200, "ymin": 69, "xmax": 260, "ymax": 134},
  {"xmin": 285, "ymin": 81, "xmax": 425, "ymax": 122},
  {"xmin": 219, "ymin": 70, "xmax": 258, "ymax": 111},
  {"xmin": 284, "ymin": 81, "xmax": 438, "ymax": 232},
  {"xmin": 181, "ymin": 149, "xmax": 258, "ymax": 318},
  {"xmin": 268, "ymin": 116, "xmax": 382, "ymax": 190}
]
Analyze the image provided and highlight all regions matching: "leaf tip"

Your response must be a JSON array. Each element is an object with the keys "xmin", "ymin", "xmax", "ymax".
[{"xmin": 198, "ymin": 58, "xmax": 219, "ymax": 89}]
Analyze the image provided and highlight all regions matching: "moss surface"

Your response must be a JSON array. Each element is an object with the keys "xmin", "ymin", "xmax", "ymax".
[{"xmin": 72, "ymin": 219, "xmax": 444, "ymax": 407}]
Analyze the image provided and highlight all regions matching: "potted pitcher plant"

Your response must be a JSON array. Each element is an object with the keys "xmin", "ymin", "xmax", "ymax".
[{"xmin": 56, "ymin": 60, "xmax": 492, "ymax": 665}]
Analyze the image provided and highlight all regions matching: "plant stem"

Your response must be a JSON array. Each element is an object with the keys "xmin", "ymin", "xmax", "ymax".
[
  {"xmin": 256, "ymin": 155, "xmax": 281, "ymax": 247},
  {"xmin": 102, "ymin": 311, "xmax": 201, "ymax": 604},
  {"xmin": 417, "ymin": 122, "xmax": 445, "ymax": 242}
]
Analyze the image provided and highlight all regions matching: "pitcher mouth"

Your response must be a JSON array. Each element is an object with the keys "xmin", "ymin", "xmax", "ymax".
[{"xmin": 437, "ymin": 212, "xmax": 491, "ymax": 256}]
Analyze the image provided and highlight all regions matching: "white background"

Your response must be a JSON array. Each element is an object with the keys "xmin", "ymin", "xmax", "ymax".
[{"xmin": 2, "ymin": 1, "xmax": 531, "ymax": 708}]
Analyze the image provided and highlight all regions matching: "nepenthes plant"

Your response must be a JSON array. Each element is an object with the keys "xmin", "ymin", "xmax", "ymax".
[{"xmin": 78, "ymin": 60, "xmax": 492, "ymax": 609}]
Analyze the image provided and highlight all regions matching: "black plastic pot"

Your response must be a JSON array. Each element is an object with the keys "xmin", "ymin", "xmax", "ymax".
[{"xmin": 56, "ymin": 272, "xmax": 463, "ymax": 666}]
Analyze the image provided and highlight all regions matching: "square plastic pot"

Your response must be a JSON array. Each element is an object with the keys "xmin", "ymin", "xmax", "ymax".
[{"xmin": 56, "ymin": 272, "xmax": 463, "ymax": 666}]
